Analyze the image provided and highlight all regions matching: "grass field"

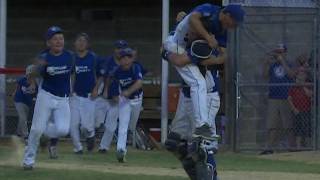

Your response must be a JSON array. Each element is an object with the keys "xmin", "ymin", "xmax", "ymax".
[{"xmin": 1, "ymin": 137, "xmax": 320, "ymax": 180}]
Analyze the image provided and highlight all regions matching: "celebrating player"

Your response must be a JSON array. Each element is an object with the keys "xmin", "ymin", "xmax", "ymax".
[
  {"xmin": 110, "ymin": 47, "xmax": 143, "ymax": 162},
  {"xmin": 69, "ymin": 33, "xmax": 100, "ymax": 154},
  {"xmin": 98, "ymin": 40, "xmax": 128, "ymax": 153},
  {"xmin": 22, "ymin": 26, "xmax": 73, "ymax": 170},
  {"xmin": 162, "ymin": 4, "xmax": 244, "ymax": 140}
]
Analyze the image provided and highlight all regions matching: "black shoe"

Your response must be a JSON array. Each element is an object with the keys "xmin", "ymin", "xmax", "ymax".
[
  {"xmin": 116, "ymin": 150, "xmax": 126, "ymax": 163},
  {"xmin": 193, "ymin": 124, "xmax": 216, "ymax": 140},
  {"xmin": 98, "ymin": 149, "xmax": 108, "ymax": 154},
  {"xmin": 260, "ymin": 150, "xmax": 274, "ymax": 155},
  {"xmin": 86, "ymin": 137, "xmax": 95, "ymax": 152},
  {"xmin": 74, "ymin": 150, "xmax": 83, "ymax": 155},
  {"xmin": 23, "ymin": 163, "xmax": 33, "ymax": 170}
]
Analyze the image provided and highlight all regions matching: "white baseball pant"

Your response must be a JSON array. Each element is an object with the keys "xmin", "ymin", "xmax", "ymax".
[
  {"xmin": 23, "ymin": 89, "xmax": 70, "ymax": 166},
  {"xmin": 117, "ymin": 96, "xmax": 142, "ymax": 152},
  {"xmin": 99, "ymin": 99, "xmax": 119, "ymax": 150},
  {"xmin": 164, "ymin": 36, "xmax": 209, "ymax": 128},
  {"xmin": 70, "ymin": 95, "xmax": 95, "ymax": 152}
]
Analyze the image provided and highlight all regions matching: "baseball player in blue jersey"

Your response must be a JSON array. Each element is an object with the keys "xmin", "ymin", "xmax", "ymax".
[
  {"xmin": 70, "ymin": 33, "xmax": 101, "ymax": 154},
  {"xmin": 109, "ymin": 47, "xmax": 143, "ymax": 162},
  {"xmin": 98, "ymin": 40, "xmax": 128, "ymax": 153},
  {"xmin": 13, "ymin": 65, "xmax": 37, "ymax": 142},
  {"xmin": 22, "ymin": 26, "xmax": 73, "ymax": 170},
  {"xmin": 162, "ymin": 4, "xmax": 244, "ymax": 140}
]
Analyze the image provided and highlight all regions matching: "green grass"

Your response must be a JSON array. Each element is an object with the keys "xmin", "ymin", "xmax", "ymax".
[
  {"xmin": 217, "ymin": 153, "xmax": 320, "ymax": 174},
  {"xmin": 0, "ymin": 166, "xmax": 187, "ymax": 180},
  {"xmin": 1, "ymin": 141, "xmax": 320, "ymax": 180}
]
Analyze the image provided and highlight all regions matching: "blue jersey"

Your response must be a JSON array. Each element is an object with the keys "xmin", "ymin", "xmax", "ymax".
[
  {"xmin": 39, "ymin": 50, "xmax": 73, "ymax": 97},
  {"xmin": 97, "ymin": 55, "xmax": 121, "ymax": 99},
  {"xmin": 112, "ymin": 63, "xmax": 143, "ymax": 99},
  {"xmin": 268, "ymin": 62, "xmax": 293, "ymax": 99},
  {"xmin": 134, "ymin": 61, "xmax": 147, "ymax": 76},
  {"xmin": 73, "ymin": 51, "xmax": 97, "ymax": 97},
  {"xmin": 14, "ymin": 77, "xmax": 36, "ymax": 106},
  {"xmin": 193, "ymin": 4, "xmax": 227, "ymax": 48}
]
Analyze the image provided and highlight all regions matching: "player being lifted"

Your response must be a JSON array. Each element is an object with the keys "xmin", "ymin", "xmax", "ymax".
[
  {"xmin": 23, "ymin": 26, "xmax": 73, "ymax": 170},
  {"xmin": 162, "ymin": 3, "xmax": 244, "ymax": 140},
  {"xmin": 163, "ymin": 3, "xmax": 245, "ymax": 180}
]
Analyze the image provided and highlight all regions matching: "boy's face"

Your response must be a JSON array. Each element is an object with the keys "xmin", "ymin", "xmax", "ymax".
[
  {"xmin": 221, "ymin": 13, "xmax": 237, "ymax": 29},
  {"xmin": 119, "ymin": 55, "xmax": 134, "ymax": 70},
  {"xmin": 74, "ymin": 36, "xmax": 89, "ymax": 52},
  {"xmin": 47, "ymin": 33, "xmax": 64, "ymax": 53}
]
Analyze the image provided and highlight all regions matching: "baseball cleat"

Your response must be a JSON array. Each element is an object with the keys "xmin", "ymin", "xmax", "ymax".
[
  {"xmin": 98, "ymin": 149, "xmax": 108, "ymax": 154},
  {"xmin": 23, "ymin": 163, "xmax": 33, "ymax": 170},
  {"xmin": 116, "ymin": 150, "xmax": 126, "ymax": 163},
  {"xmin": 192, "ymin": 124, "xmax": 219, "ymax": 141},
  {"xmin": 74, "ymin": 150, "xmax": 83, "ymax": 155}
]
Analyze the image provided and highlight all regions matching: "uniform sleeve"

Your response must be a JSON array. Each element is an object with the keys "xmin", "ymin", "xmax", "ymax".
[
  {"xmin": 132, "ymin": 64, "xmax": 143, "ymax": 80},
  {"xmin": 16, "ymin": 77, "xmax": 24, "ymax": 86},
  {"xmin": 193, "ymin": 3, "xmax": 215, "ymax": 17},
  {"xmin": 134, "ymin": 61, "xmax": 148, "ymax": 76}
]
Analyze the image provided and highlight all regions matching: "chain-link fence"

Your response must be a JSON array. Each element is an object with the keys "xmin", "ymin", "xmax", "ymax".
[{"xmin": 233, "ymin": 6, "xmax": 319, "ymax": 152}]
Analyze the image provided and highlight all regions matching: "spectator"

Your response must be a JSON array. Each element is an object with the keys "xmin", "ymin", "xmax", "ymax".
[
  {"xmin": 261, "ymin": 43, "xmax": 295, "ymax": 154},
  {"xmin": 288, "ymin": 71, "xmax": 312, "ymax": 149}
]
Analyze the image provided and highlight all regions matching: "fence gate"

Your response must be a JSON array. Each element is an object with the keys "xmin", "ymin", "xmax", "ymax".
[{"xmin": 234, "ymin": 6, "xmax": 319, "ymax": 152}]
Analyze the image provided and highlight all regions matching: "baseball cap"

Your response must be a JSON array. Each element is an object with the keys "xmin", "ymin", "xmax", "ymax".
[
  {"xmin": 119, "ymin": 48, "xmax": 134, "ymax": 58},
  {"xmin": 46, "ymin": 26, "xmax": 63, "ymax": 40},
  {"xmin": 224, "ymin": 4, "xmax": 245, "ymax": 24},
  {"xmin": 114, "ymin": 40, "xmax": 129, "ymax": 49}
]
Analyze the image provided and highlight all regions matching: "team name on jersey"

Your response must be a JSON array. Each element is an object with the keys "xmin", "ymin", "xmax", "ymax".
[
  {"xmin": 119, "ymin": 77, "xmax": 134, "ymax": 87},
  {"xmin": 46, "ymin": 66, "xmax": 70, "ymax": 75},
  {"xmin": 75, "ymin": 65, "xmax": 91, "ymax": 74}
]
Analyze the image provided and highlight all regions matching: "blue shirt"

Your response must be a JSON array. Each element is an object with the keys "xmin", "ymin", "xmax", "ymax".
[
  {"xmin": 97, "ymin": 55, "xmax": 121, "ymax": 99},
  {"xmin": 14, "ymin": 77, "xmax": 36, "ymax": 106},
  {"xmin": 39, "ymin": 50, "xmax": 73, "ymax": 97},
  {"xmin": 193, "ymin": 3, "xmax": 227, "ymax": 48},
  {"xmin": 268, "ymin": 62, "xmax": 293, "ymax": 99},
  {"xmin": 112, "ymin": 63, "xmax": 143, "ymax": 99},
  {"xmin": 73, "ymin": 51, "xmax": 97, "ymax": 97}
]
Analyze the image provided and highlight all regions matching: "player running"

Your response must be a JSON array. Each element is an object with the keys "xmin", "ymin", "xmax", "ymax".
[
  {"xmin": 22, "ymin": 26, "xmax": 73, "ymax": 170},
  {"xmin": 98, "ymin": 40, "xmax": 128, "ymax": 153},
  {"xmin": 162, "ymin": 3, "xmax": 244, "ymax": 140},
  {"xmin": 110, "ymin": 47, "xmax": 143, "ymax": 162},
  {"xmin": 70, "ymin": 33, "xmax": 101, "ymax": 154}
]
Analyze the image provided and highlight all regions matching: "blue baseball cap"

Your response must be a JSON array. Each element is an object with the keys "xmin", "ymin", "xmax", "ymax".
[
  {"xmin": 224, "ymin": 4, "xmax": 245, "ymax": 24},
  {"xmin": 46, "ymin": 26, "xmax": 63, "ymax": 40},
  {"xmin": 114, "ymin": 40, "xmax": 129, "ymax": 49},
  {"xmin": 119, "ymin": 48, "xmax": 134, "ymax": 58}
]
